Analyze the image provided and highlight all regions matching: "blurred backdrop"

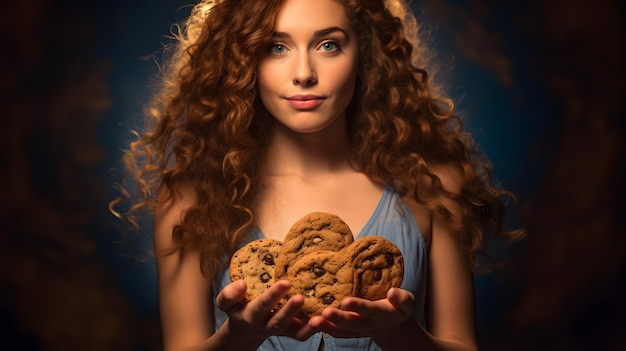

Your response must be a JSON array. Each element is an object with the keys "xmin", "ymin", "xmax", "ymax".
[{"xmin": 1, "ymin": 0, "xmax": 624, "ymax": 350}]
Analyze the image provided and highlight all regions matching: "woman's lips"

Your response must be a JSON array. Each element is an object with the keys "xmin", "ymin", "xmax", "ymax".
[{"xmin": 286, "ymin": 95, "xmax": 325, "ymax": 110}]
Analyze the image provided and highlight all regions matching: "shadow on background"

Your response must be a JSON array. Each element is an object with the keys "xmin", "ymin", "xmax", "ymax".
[{"xmin": 1, "ymin": 0, "xmax": 623, "ymax": 350}]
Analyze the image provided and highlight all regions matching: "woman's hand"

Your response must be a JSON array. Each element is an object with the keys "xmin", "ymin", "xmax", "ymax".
[
  {"xmin": 308, "ymin": 287, "xmax": 415, "ymax": 339},
  {"xmin": 216, "ymin": 280, "xmax": 320, "ymax": 343}
]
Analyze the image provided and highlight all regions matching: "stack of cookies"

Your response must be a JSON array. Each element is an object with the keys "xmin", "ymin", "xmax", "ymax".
[{"xmin": 229, "ymin": 212, "xmax": 404, "ymax": 319}]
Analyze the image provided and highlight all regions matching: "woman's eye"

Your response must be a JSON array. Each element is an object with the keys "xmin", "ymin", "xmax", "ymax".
[
  {"xmin": 320, "ymin": 41, "xmax": 340, "ymax": 52},
  {"xmin": 271, "ymin": 43, "xmax": 287, "ymax": 55}
]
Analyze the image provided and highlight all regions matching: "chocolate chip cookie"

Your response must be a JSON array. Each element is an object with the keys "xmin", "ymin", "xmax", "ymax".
[
  {"xmin": 346, "ymin": 236, "xmax": 404, "ymax": 300},
  {"xmin": 286, "ymin": 250, "xmax": 354, "ymax": 319},
  {"xmin": 229, "ymin": 238, "xmax": 283, "ymax": 303},
  {"xmin": 274, "ymin": 212, "xmax": 354, "ymax": 279}
]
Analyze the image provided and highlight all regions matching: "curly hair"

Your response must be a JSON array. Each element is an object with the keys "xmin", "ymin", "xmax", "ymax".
[
  {"xmin": 111, "ymin": 0, "xmax": 521, "ymax": 278},
  {"xmin": 341, "ymin": 0, "xmax": 523, "ymax": 269}
]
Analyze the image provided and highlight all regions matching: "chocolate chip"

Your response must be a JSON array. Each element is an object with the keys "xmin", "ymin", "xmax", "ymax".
[
  {"xmin": 373, "ymin": 269, "xmax": 382, "ymax": 281},
  {"xmin": 262, "ymin": 254, "xmax": 274, "ymax": 265},
  {"xmin": 260, "ymin": 272, "xmax": 271, "ymax": 283},
  {"xmin": 386, "ymin": 253, "xmax": 394, "ymax": 266},
  {"xmin": 321, "ymin": 293, "xmax": 335, "ymax": 305},
  {"xmin": 312, "ymin": 266, "xmax": 326, "ymax": 277}
]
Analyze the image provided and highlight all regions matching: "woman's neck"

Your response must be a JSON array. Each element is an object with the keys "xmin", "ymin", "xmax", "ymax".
[{"xmin": 262, "ymin": 118, "xmax": 353, "ymax": 178}]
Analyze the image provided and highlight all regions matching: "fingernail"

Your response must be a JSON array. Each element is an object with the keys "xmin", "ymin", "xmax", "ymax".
[
  {"xmin": 235, "ymin": 279, "xmax": 246, "ymax": 293},
  {"xmin": 387, "ymin": 287, "xmax": 398, "ymax": 299}
]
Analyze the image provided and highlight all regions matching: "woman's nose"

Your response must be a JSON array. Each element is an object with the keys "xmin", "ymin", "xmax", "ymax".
[{"xmin": 292, "ymin": 54, "xmax": 317, "ymax": 86}]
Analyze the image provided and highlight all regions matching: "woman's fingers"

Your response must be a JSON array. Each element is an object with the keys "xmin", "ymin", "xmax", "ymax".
[
  {"xmin": 245, "ymin": 280, "xmax": 291, "ymax": 323},
  {"xmin": 386, "ymin": 287, "xmax": 415, "ymax": 318},
  {"xmin": 263, "ymin": 292, "xmax": 303, "ymax": 332},
  {"xmin": 321, "ymin": 305, "xmax": 367, "ymax": 333},
  {"xmin": 220, "ymin": 280, "xmax": 315, "ymax": 337},
  {"xmin": 341, "ymin": 288, "xmax": 414, "ymax": 319},
  {"xmin": 312, "ymin": 288, "xmax": 416, "ymax": 338},
  {"xmin": 309, "ymin": 312, "xmax": 361, "ymax": 338},
  {"xmin": 215, "ymin": 279, "xmax": 247, "ymax": 313}
]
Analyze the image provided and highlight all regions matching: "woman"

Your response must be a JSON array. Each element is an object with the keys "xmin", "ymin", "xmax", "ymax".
[{"xmin": 114, "ymin": 0, "xmax": 519, "ymax": 349}]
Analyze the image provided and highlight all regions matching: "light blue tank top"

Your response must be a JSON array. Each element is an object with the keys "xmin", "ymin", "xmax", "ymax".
[{"xmin": 212, "ymin": 185, "xmax": 428, "ymax": 350}]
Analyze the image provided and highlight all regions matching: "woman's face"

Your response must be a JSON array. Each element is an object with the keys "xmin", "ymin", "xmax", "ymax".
[{"xmin": 257, "ymin": 0, "xmax": 358, "ymax": 134}]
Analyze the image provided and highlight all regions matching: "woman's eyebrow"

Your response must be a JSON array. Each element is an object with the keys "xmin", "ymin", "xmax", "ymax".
[
  {"xmin": 312, "ymin": 26, "xmax": 349, "ymax": 39},
  {"xmin": 271, "ymin": 26, "xmax": 350, "ymax": 40}
]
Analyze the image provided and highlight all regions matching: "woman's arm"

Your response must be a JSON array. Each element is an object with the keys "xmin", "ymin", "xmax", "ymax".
[
  {"xmin": 153, "ymin": 184, "xmax": 215, "ymax": 350},
  {"xmin": 420, "ymin": 169, "xmax": 477, "ymax": 350}
]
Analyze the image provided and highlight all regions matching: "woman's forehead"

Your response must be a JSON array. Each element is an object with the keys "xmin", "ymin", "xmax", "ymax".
[{"xmin": 272, "ymin": 0, "xmax": 352, "ymax": 35}]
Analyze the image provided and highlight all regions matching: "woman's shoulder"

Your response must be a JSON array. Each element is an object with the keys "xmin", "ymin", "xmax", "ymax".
[
  {"xmin": 154, "ymin": 182, "xmax": 197, "ymax": 250},
  {"xmin": 155, "ymin": 182, "xmax": 197, "ymax": 219},
  {"xmin": 398, "ymin": 163, "xmax": 465, "ymax": 248}
]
